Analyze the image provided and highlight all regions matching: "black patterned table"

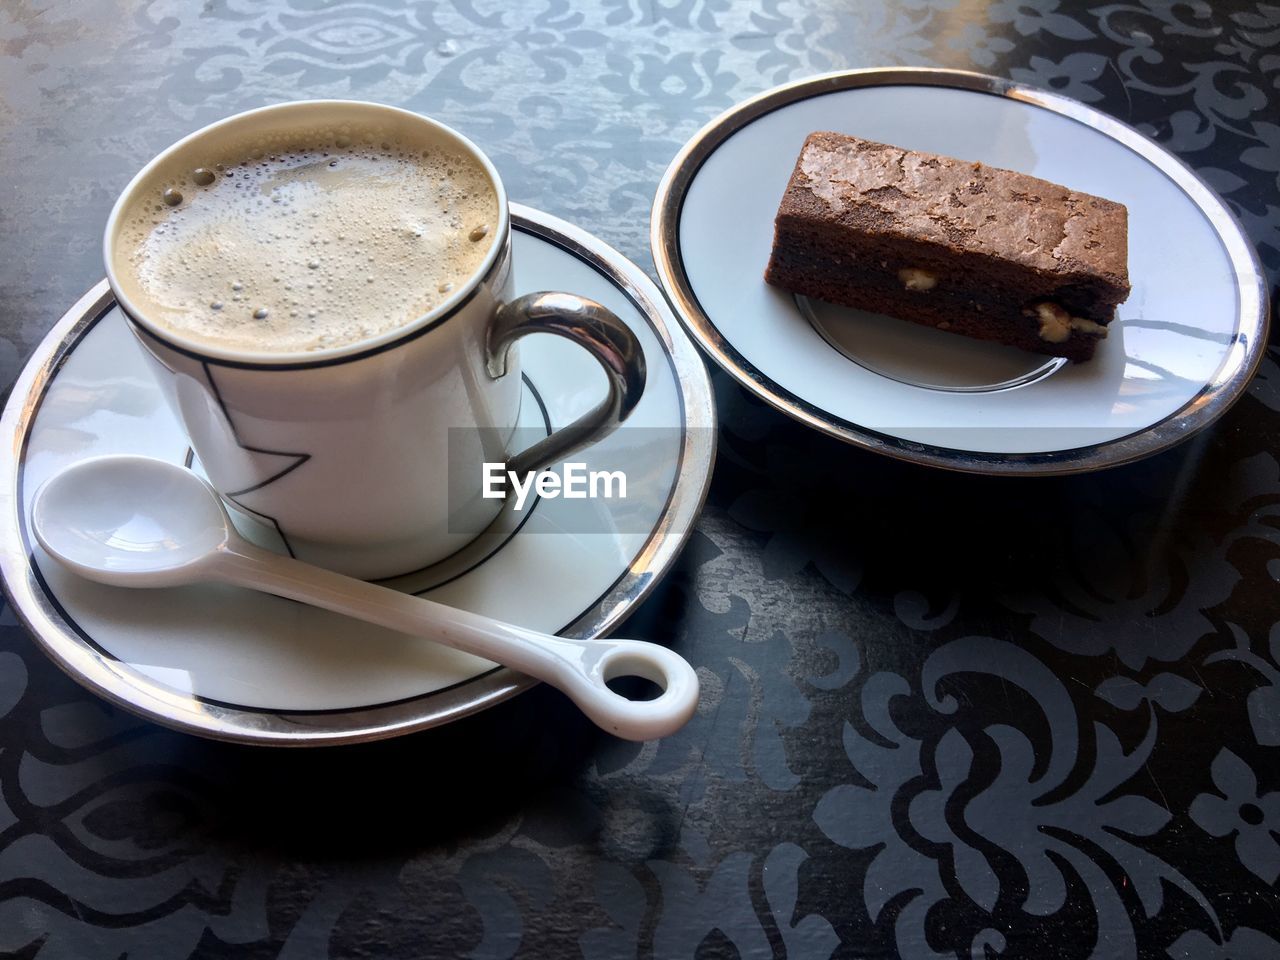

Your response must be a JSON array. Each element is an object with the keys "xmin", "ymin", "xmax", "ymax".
[{"xmin": 2, "ymin": 2, "xmax": 1279, "ymax": 957}]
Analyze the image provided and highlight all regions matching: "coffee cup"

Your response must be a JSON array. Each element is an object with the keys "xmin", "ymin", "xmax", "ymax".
[{"xmin": 103, "ymin": 100, "xmax": 645, "ymax": 579}]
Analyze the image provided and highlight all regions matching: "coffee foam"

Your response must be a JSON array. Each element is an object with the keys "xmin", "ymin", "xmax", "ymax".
[{"xmin": 114, "ymin": 124, "xmax": 498, "ymax": 353}]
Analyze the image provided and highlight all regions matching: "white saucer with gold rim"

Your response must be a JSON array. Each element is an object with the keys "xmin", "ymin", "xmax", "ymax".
[
  {"xmin": 651, "ymin": 68, "xmax": 1268, "ymax": 475},
  {"xmin": 0, "ymin": 205, "xmax": 715, "ymax": 745}
]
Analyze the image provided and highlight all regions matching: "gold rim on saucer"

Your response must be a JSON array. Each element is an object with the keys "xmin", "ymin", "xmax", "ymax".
[
  {"xmin": 0, "ymin": 204, "xmax": 716, "ymax": 745},
  {"xmin": 650, "ymin": 67, "xmax": 1269, "ymax": 475}
]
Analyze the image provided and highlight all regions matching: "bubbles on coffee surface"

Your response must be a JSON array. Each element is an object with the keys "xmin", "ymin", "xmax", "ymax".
[{"xmin": 116, "ymin": 126, "xmax": 499, "ymax": 353}]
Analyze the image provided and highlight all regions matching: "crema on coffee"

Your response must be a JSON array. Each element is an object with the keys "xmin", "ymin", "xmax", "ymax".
[{"xmin": 113, "ymin": 127, "xmax": 498, "ymax": 353}]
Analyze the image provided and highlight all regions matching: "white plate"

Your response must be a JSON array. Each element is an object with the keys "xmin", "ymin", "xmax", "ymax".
[
  {"xmin": 652, "ymin": 68, "xmax": 1269, "ymax": 474},
  {"xmin": 0, "ymin": 205, "xmax": 715, "ymax": 745}
]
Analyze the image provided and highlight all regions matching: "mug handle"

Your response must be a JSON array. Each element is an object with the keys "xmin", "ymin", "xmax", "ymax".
[{"xmin": 486, "ymin": 291, "xmax": 647, "ymax": 477}]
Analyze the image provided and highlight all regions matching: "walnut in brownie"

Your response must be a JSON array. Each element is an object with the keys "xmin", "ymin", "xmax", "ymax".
[{"xmin": 764, "ymin": 132, "xmax": 1131, "ymax": 362}]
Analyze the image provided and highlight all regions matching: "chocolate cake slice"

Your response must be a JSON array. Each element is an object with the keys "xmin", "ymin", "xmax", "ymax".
[{"xmin": 764, "ymin": 132, "xmax": 1130, "ymax": 362}]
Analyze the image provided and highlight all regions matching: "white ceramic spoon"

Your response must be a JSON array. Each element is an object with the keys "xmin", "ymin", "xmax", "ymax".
[{"xmin": 31, "ymin": 455, "xmax": 699, "ymax": 741}]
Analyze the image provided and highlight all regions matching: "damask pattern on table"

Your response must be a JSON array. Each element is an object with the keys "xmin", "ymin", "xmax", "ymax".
[{"xmin": 0, "ymin": 0, "xmax": 1278, "ymax": 957}]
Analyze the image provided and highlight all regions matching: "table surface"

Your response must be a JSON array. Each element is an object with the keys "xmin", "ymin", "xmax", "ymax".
[{"xmin": 2, "ymin": 1, "xmax": 1279, "ymax": 957}]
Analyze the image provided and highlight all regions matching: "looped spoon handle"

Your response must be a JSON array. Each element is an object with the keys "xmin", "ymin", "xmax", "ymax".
[
  {"xmin": 31, "ymin": 456, "xmax": 699, "ymax": 742},
  {"xmin": 211, "ymin": 538, "xmax": 699, "ymax": 741}
]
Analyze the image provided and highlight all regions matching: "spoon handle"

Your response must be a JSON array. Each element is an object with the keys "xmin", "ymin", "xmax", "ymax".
[{"xmin": 214, "ymin": 540, "xmax": 699, "ymax": 741}]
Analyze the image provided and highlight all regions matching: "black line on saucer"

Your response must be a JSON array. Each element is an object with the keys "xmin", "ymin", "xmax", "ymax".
[
  {"xmin": 17, "ymin": 371, "xmax": 555, "ymax": 715},
  {"xmin": 18, "ymin": 302, "xmax": 146, "ymax": 665},
  {"xmin": 663, "ymin": 76, "xmax": 1252, "ymax": 470},
  {"xmin": 394, "ymin": 372, "xmax": 552, "ymax": 591},
  {"xmin": 12, "ymin": 217, "xmax": 690, "ymax": 721}
]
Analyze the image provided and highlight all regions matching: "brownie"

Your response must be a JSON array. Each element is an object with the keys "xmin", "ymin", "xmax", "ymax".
[{"xmin": 763, "ymin": 132, "xmax": 1131, "ymax": 362}]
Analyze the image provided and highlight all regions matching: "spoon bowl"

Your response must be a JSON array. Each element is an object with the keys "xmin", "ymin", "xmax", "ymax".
[{"xmin": 33, "ymin": 455, "xmax": 232, "ymax": 585}]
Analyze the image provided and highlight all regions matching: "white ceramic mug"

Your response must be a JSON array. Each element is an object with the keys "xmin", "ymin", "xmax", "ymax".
[{"xmin": 104, "ymin": 101, "xmax": 646, "ymax": 579}]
